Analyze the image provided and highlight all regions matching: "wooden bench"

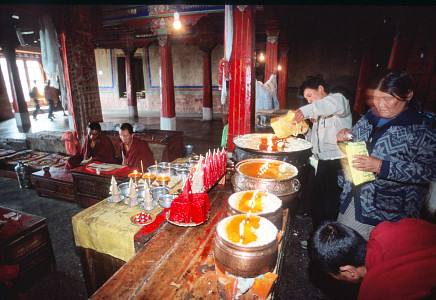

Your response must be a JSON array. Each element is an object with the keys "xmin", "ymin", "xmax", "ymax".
[{"xmin": 32, "ymin": 168, "xmax": 74, "ymax": 202}]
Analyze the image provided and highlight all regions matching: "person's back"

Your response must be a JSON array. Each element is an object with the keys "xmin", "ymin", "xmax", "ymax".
[{"xmin": 359, "ymin": 218, "xmax": 436, "ymax": 299}]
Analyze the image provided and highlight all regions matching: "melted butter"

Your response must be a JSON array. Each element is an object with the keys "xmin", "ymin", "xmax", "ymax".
[
  {"xmin": 236, "ymin": 191, "xmax": 266, "ymax": 213},
  {"xmin": 226, "ymin": 215, "xmax": 260, "ymax": 245},
  {"xmin": 258, "ymin": 138, "xmax": 286, "ymax": 151},
  {"xmin": 142, "ymin": 173, "xmax": 156, "ymax": 179},
  {"xmin": 157, "ymin": 175, "xmax": 170, "ymax": 181},
  {"xmin": 238, "ymin": 161, "xmax": 294, "ymax": 179}
]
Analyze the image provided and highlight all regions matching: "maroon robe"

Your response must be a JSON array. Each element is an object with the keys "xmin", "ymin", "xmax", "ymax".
[
  {"xmin": 359, "ymin": 218, "xmax": 436, "ymax": 300},
  {"xmin": 65, "ymin": 132, "xmax": 116, "ymax": 171},
  {"xmin": 121, "ymin": 137, "xmax": 154, "ymax": 171}
]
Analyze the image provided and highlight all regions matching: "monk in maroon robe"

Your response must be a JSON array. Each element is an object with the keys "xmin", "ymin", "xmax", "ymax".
[
  {"xmin": 65, "ymin": 122, "xmax": 116, "ymax": 171},
  {"xmin": 119, "ymin": 123, "xmax": 154, "ymax": 171}
]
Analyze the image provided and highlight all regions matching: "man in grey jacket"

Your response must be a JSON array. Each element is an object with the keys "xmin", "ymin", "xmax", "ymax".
[{"xmin": 293, "ymin": 75, "xmax": 352, "ymax": 229}]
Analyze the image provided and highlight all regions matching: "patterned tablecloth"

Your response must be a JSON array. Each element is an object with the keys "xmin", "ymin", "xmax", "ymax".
[{"xmin": 72, "ymin": 198, "xmax": 163, "ymax": 262}]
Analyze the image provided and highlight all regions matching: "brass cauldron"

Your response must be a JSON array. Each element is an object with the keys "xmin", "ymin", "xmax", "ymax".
[
  {"xmin": 226, "ymin": 190, "xmax": 283, "ymax": 230},
  {"xmin": 231, "ymin": 158, "xmax": 300, "ymax": 205},
  {"xmin": 214, "ymin": 215, "xmax": 278, "ymax": 277}
]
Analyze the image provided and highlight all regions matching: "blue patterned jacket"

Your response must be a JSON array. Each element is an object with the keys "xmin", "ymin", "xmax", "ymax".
[{"xmin": 338, "ymin": 107, "xmax": 436, "ymax": 226}]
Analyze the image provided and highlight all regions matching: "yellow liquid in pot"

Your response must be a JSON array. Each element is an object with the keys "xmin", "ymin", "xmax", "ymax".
[
  {"xmin": 238, "ymin": 161, "xmax": 295, "ymax": 180},
  {"xmin": 226, "ymin": 215, "xmax": 260, "ymax": 245},
  {"xmin": 236, "ymin": 191, "xmax": 266, "ymax": 213}
]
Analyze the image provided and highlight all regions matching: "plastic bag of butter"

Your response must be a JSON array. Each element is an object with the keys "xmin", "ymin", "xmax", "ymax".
[
  {"xmin": 339, "ymin": 141, "xmax": 375, "ymax": 186},
  {"xmin": 271, "ymin": 110, "xmax": 309, "ymax": 138}
]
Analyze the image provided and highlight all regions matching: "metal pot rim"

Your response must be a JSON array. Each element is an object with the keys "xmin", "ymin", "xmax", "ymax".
[
  {"xmin": 233, "ymin": 133, "xmax": 312, "ymax": 155},
  {"xmin": 235, "ymin": 158, "xmax": 299, "ymax": 182}
]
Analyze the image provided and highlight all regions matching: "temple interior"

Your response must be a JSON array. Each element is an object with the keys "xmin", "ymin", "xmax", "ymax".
[{"xmin": 0, "ymin": 4, "xmax": 435, "ymax": 300}]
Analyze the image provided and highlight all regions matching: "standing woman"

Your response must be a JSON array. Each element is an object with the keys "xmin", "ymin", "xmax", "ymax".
[
  {"xmin": 293, "ymin": 75, "xmax": 352, "ymax": 229},
  {"xmin": 336, "ymin": 69, "xmax": 436, "ymax": 240}
]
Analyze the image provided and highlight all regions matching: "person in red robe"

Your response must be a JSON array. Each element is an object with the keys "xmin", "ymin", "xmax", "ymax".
[
  {"xmin": 119, "ymin": 123, "xmax": 154, "ymax": 171},
  {"xmin": 309, "ymin": 218, "xmax": 436, "ymax": 300},
  {"xmin": 65, "ymin": 122, "xmax": 117, "ymax": 171}
]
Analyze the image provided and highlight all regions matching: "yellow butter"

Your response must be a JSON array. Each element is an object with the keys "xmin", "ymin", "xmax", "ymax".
[
  {"xmin": 271, "ymin": 110, "xmax": 309, "ymax": 138},
  {"xmin": 343, "ymin": 141, "xmax": 375, "ymax": 186}
]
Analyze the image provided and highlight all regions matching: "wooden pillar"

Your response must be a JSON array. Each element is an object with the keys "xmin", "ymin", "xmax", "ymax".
[
  {"xmin": 264, "ymin": 20, "xmax": 279, "ymax": 82},
  {"xmin": 278, "ymin": 38, "xmax": 289, "ymax": 109},
  {"xmin": 198, "ymin": 38, "xmax": 216, "ymax": 121},
  {"xmin": 228, "ymin": 5, "xmax": 256, "ymax": 152},
  {"xmin": 388, "ymin": 33, "xmax": 410, "ymax": 70},
  {"xmin": 0, "ymin": 64, "xmax": 14, "ymax": 121},
  {"xmin": 354, "ymin": 53, "xmax": 372, "ymax": 115},
  {"xmin": 61, "ymin": 6, "xmax": 103, "ymax": 140},
  {"xmin": 158, "ymin": 35, "xmax": 176, "ymax": 131},
  {"xmin": 3, "ymin": 45, "xmax": 31, "ymax": 132},
  {"xmin": 123, "ymin": 47, "xmax": 138, "ymax": 118}
]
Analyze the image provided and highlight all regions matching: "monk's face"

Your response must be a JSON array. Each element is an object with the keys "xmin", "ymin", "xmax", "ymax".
[
  {"xmin": 120, "ymin": 129, "xmax": 133, "ymax": 146},
  {"xmin": 89, "ymin": 129, "xmax": 100, "ymax": 141}
]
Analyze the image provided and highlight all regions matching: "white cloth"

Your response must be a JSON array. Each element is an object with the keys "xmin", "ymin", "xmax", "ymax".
[
  {"xmin": 255, "ymin": 74, "xmax": 279, "ymax": 112},
  {"xmin": 40, "ymin": 13, "xmax": 68, "ymax": 110},
  {"xmin": 299, "ymin": 93, "xmax": 352, "ymax": 160},
  {"xmin": 221, "ymin": 5, "xmax": 233, "ymax": 105}
]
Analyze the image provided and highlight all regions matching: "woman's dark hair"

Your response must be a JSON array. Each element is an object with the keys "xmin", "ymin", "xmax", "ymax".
[
  {"xmin": 376, "ymin": 69, "xmax": 414, "ymax": 102},
  {"xmin": 120, "ymin": 122, "xmax": 134, "ymax": 134},
  {"xmin": 300, "ymin": 74, "xmax": 330, "ymax": 96},
  {"xmin": 88, "ymin": 121, "xmax": 101, "ymax": 132},
  {"xmin": 308, "ymin": 221, "xmax": 367, "ymax": 274}
]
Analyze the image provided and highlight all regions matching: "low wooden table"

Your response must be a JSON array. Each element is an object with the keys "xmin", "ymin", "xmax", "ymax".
[
  {"xmin": 0, "ymin": 206, "xmax": 56, "ymax": 295},
  {"xmin": 71, "ymin": 165, "xmax": 131, "ymax": 208},
  {"xmin": 90, "ymin": 182, "xmax": 290, "ymax": 299},
  {"xmin": 32, "ymin": 168, "xmax": 74, "ymax": 202}
]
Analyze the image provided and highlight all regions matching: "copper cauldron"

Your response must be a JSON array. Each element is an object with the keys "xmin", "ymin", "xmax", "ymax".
[
  {"xmin": 226, "ymin": 190, "xmax": 283, "ymax": 230},
  {"xmin": 231, "ymin": 158, "xmax": 300, "ymax": 206},
  {"xmin": 214, "ymin": 215, "xmax": 278, "ymax": 277}
]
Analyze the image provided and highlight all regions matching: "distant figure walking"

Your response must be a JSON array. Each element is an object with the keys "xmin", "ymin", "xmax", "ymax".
[
  {"xmin": 44, "ymin": 80, "xmax": 59, "ymax": 120},
  {"xmin": 29, "ymin": 80, "xmax": 42, "ymax": 120}
]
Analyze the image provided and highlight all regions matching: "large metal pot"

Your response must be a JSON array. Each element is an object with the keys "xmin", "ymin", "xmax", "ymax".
[
  {"xmin": 233, "ymin": 133, "xmax": 312, "ymax": 169},
  {"xmin": 231, "ymin": 158, "xmax": 300, "ymax": 203},
  {"xmin": 214, "ymin": 215, "xmax": 278, "ymax": 277},
  {"xmin": 226, "ymin": 190, "xmax": 283, "ymax": 230}
]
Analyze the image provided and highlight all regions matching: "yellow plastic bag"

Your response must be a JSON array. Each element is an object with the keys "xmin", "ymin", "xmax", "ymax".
[
  {"xmin": 340, "ymin": 141, "xmax": 375, "ymax": 186},
  {"xmin": 270, "ymin": 110, "xmax": 309, "ymax": 138}
]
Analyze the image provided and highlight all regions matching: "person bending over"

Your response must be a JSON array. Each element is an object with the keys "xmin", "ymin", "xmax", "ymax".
[
  {"xmin": 119, "ymin": 123, "xmax": 154, "ymax": 171},
  {"xmin": 65, "ymin": 122, "xmax": 116, "ymax": 170},
  {"xmin": 309, "ymin": 219, "xmax": 436, "ymax": 300}
]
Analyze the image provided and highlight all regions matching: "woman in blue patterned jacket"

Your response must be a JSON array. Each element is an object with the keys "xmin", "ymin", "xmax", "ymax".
[{"xmin": 336, "ymin": 70, "xmax": 436, "ymax": 240}]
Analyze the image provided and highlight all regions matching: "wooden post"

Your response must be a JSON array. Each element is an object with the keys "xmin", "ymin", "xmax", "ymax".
[
  {"xmin": 3, "ymin": 45, "xmax": 31, "ymax": 132},
  {"xmin": 354, "ymin": 53, "xmax": 372, "ymax": 115},
  {"xmin": 123, "ymin": 47, "xmax": 138, "ymax": 118},
  {"xmin": 388, "ymin": 33, "xmax": 410, "ymax": 70},
  {"xmin": 227, "ymin": 5, "xmax": 256, "ymax": 152},
  {"xmin": 158, "ymin": 35, "xmax": 176, "ymax": 131},
  {"xmin": 198, "ymin": 38, "xmax": 216, "ymax": 121},
  {"xmin": 264, "ymin": 20, "xmax": 279, "ymax": 83},
  {"xmin": 278, "ymin": 38, "xmax": 289, "ymax": 109}
]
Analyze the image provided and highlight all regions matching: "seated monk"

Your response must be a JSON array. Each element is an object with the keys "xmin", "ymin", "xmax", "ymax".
[
  {"xmin": 119, "ymin": 123, "xmax": 154, "ymax": 171},
  {"xmin": 65, "ymin": 122, "xmax": 117, "ymax": 171}
]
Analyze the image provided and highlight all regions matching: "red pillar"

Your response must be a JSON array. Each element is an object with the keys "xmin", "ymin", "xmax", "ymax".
[
  {"xmin": 228, "ymin": 5, "xmax": 256, "ymax": 152},
  {"xmin": 158, "ymin": 35, "xmax": 176, "ymax": 130},
  {"xmin": 278, "ymin": 39, "xmax": 289, "ymax": 109},
  {"xmin": 354, "ymin": 53, "xmax": 373, "ymax": 115},
  {"xmin": 3, "ymin": 45, "xmax": 31, "ymax": 132},
  {"xmin": 264, "ymin": 20, "xmax": 279, "ymax": 82},
  {"xmin": 123, "ymin": 47, "xmax": 138, "ymax": 118},
  {"xmin": 388, "ymin": 33, "xmax": 410, "ymax": 70},
  {"xmin": 198, "ymin": 38, "xmax": 216, "ymax": 121}
]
